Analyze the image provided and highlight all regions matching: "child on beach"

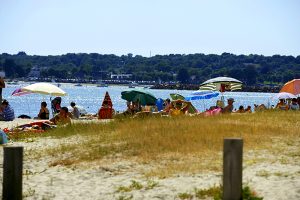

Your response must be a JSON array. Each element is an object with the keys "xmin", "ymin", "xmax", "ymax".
[{"xmin": 70, "ymin": 102, "xmax": 80, "ymax": 119}]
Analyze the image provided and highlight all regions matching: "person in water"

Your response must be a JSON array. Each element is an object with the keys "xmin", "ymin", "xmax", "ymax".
[
  {"xmin": 38, "ymin": 101, "xmax": 49, "ymax": 119},
  {"xmin": 50, "ymin": 107, "xmax": 71, "ymax": 125}
]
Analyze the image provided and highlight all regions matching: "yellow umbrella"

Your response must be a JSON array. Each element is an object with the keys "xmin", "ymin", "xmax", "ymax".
[{"xmin": 280, "ymin": 79, "xmax": 300, "ymax": 95}]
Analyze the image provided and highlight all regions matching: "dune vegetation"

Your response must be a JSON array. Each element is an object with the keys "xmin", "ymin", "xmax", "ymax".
[{"xmin": 11, "ymin": 111, "xmax": 300, "ymax": 177}]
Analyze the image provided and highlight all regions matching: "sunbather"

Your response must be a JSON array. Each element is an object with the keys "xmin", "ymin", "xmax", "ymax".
[
  {"xmin": 222, "ymin": 98, "xmax": 235, "ymax": 113},
  {"xmin": 50, "ymin": 107, "xmax": 71, "ymax": 125}
]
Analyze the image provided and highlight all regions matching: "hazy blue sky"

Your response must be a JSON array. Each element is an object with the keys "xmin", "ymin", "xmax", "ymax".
[{"xmin": 0, "ymin": 0, "xmax": 299, "ymax": 56}]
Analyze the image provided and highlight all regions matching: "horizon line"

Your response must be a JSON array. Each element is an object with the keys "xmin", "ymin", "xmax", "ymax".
[{"xmin": 1, "ymin": 51, "xmax": 299, "ymax": 58}]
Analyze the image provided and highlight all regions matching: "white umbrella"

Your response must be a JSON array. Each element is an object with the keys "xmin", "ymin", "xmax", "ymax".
[
  {"xmin": 22, "ymin": 83, "xmax": 67, "ymax": 96},
  {"xmin": 200, "ymin": 77, "xmax": 242, "ymax": 92},
  {"xmin": 272, "ymin": 92, "xmax": 296, "ymax": 99}
]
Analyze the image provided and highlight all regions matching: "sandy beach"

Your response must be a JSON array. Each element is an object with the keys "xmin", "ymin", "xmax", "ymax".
[{"xmin": 0, "ymin": 118, "xmax": 299, "ymax": 200}]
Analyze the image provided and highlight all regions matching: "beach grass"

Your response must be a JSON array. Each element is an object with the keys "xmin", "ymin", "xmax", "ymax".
[{"xmin": 13, "ymin": 110, "xmax": 300, "ymax": 177}]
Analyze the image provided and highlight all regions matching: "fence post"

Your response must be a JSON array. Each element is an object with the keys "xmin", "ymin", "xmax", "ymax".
[
  {"xmin": 223, "ymin": 138, "xmax": 243, "ymax": 200},
  {"xmin": 2, "ymin": 146, "xmax": 23, "ymax": 200}
]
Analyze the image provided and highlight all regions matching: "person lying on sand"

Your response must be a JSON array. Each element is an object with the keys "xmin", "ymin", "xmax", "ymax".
[{"xmin": 49, "ymin": 107, "xmax": 71, "ymax": 125}]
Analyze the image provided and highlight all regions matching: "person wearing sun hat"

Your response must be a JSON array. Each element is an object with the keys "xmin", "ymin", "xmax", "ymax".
[{"xmin": 222, "ymin": 98, "xmax": 235, "ymax": 113}]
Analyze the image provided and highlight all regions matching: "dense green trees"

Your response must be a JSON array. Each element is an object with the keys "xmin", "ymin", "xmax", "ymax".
[{"xmin": 0, "ymin": 52, "xmax": 299, "ymax": 86}]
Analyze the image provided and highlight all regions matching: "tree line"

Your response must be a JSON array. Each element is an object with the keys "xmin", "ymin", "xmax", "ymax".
[{"xmin": 0, "ymin": 51, "xmax": 300, "ymax": 86}]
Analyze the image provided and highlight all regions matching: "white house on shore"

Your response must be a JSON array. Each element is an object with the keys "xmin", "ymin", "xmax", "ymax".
[{"xmin": 110, "ymin": 73, "xmax": 132, "ymax": 79}]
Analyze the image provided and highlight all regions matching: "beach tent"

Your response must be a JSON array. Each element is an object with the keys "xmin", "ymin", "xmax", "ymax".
[{"xmin": 280, "ymin": 79, "xmax": 300, "ymax": 95}]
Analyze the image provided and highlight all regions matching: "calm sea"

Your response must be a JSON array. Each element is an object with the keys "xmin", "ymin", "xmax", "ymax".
[{"xmin": 4, "ymin": 83, "xmax": 278, "ymax": 118}]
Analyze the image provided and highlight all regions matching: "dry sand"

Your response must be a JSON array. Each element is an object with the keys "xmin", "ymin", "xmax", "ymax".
[{"xmin": 0, "ymin": 120, "xmax": 299, "ymax": 199}]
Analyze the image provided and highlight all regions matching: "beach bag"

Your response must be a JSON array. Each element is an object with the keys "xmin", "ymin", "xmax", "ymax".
[{"xmin": 0, "ymin": 130, "xmax": 8, "ymax": 144}]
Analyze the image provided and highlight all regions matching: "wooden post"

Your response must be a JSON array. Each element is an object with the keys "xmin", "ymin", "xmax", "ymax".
[
  {"xmin": 3, "ymin": 146, "xmax": 23, "ymax": 200},
  {"xmin": 223, "ymin": 138, "xmax": 243, "ymax": 200}
]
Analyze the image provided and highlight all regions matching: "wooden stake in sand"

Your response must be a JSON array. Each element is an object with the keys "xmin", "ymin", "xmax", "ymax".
[
  {"xmin": 223, "ymin": 138, "xmax": 243, "ymax": 200},
  {"xmin": 3, "ymin": 146, "xmax": 23, "ymax": 200}
]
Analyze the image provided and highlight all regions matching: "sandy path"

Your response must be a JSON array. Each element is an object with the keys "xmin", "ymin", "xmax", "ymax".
[{"xmin": 0, "ymin": 135, "xmax": 299, "ymax": 199}]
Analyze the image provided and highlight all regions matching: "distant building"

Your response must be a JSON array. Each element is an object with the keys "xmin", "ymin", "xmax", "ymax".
[
  {"xmin": 110, "ymin": 73, "xmax": 132, "ymax": 79},
  {"xmin": 28, "ymin": 66, "xmax": 40, "ymax": 78}
]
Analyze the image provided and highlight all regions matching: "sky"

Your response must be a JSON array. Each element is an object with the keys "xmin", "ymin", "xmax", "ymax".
[{"xmin": 0, "ymin": 0, "xmax": 299, "ymax": 57}]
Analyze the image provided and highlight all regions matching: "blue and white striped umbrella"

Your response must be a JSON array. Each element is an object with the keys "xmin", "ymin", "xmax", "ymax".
[{"xmin": 185, "ymin": 90, "xmax": 219, "ymax": 101}]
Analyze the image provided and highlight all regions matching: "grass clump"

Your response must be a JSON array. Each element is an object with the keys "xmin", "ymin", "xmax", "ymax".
[
  {"xmin": 178, "ymin": 185, "xmax": 263, "ymax": 200},
  {"xmin": 194, "ymin": 185, "xmax": 222, "ymax": 199},
  {"xmin": 117, "ymin": 195, "xmax": 133, "ymax": 200},
  {"xmin": 178, "ymin": 192, "xmax": 193, "ymax": 200},
  {"xmin": 117, "ymin": 180, "xmax": 143, "ymax": 192},
  {"xmin": 116, "ymin": 180, "xmax": 159, "ymax": 193}
]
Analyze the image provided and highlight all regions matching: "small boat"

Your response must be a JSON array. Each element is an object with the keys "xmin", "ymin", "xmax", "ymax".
[
  {"xmin": 74, "ymin": 83, "xmax": 83, "ymax": 87},
  {"xmin": 128, "ymin": 82, "xmax": 139, "ymax": 88}
]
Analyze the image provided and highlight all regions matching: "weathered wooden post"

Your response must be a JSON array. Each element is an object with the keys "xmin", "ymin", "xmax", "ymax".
[
  {"xmin": 3, "ymin": 146, "xmax": 23, "ymax": 200},
  {"xmin": 223, "ymin": 138, "xmax": 243, "ymax": 200}
]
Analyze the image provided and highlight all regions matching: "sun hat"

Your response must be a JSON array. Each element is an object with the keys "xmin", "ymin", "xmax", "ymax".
[{"xmin": 228, "ymin": 98, "xmax": 235, "ymax": 102}]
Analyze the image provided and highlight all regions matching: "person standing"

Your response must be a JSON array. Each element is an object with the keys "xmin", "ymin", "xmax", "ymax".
[{"xmin": 0, "ymin": 76, "xmax": 5, "ymax": 103}]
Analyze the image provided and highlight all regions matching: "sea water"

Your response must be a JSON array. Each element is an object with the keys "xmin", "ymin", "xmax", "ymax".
[{"xmin": 4, "ymin": 83, "xmax": 278, "ymax": 118}]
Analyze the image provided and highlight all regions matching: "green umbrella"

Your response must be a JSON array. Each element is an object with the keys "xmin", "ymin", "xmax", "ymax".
[{"xmin": 121, "ymin": 89, "xmax": 157, "ymax": 106}]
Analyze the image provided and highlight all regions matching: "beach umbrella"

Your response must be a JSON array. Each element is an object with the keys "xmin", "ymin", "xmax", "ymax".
[
  {"xmin": 185, "ymin": 90, "xmax": 219, "ymax": 101},
  {"xmin": 22, "ymin": 82, "xmax": 67, "ymax": 96},
  {"xmin": 121, "ymin": 89, "xmax": 157, "ymax": 106},
  {"xmin": 279, "ymin": 79, "xmax": 300, "ymax": 95},
  {"xmin": 272, "ymin": 92, "xmax": 296, "ymax": 99},
  {"xmin": 11, "ymin": 88, "xmax": 32, "ymax": 96},
  {"xmin": 199, "ymin": 77, "xmax": 242, "ymax": 92}
]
